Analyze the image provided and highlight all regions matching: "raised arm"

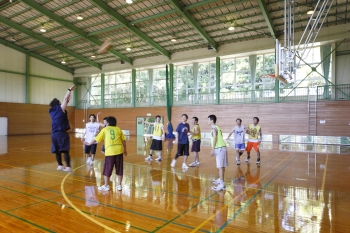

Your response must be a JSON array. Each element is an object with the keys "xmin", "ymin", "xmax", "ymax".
[{"xmin": 61, "ymin": 85, "xmax": 75, "ymax": 112}]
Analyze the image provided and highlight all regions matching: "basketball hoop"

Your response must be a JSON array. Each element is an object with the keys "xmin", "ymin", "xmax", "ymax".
[{"xmin": 260, "ymin": 74, "xmax": 276, "ymax": 79}]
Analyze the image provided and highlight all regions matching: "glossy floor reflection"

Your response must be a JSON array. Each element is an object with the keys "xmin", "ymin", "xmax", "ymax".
[{"xmin": 0, "ymin": 135, "xmax": 349, "ymax": 232}]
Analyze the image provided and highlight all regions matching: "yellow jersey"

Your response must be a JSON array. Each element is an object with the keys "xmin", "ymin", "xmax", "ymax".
[
  {"xmin": 95, "ymin": 126, "xmax": 126, "ymax": 156},
  {"xmin": 192, "ymin": 124, "xmax": 201, "ymax": 140}
]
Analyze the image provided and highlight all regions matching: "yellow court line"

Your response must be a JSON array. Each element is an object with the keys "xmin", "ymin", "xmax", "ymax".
[
  {"xmin": 61, "ymin": 164, "xmax": 121, "ymax": 233},
  {"xmin": 190, "ymin": 152, "xmax": 295, "ymax": 233},
  {"xmin": 320, "ymin": 154, "xmax": 329, "ymax": 202}
]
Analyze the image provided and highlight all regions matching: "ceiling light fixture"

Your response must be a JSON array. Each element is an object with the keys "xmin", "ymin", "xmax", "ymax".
[
  {"xmin": 77, "ymin": 15, "xmax": 84, "ymax": 20},
  {"xmin": 307, "ymin": 8, "xmax": 314, "ymax": 15},
  {"xmin": 91, "ymin": 54, "xmax": 96, "ymax": 58},
  {"xmin": 171, "ymin": 37, "xmax": 177, "ymax": 42},
  {"xmin": 40, "ymin": 26, "xmax": 46, "ymax": 32},
  {"xmin": 126, "ymin": 0, "xmax": 133, "ymax": 4},
  {"xmin": 61, "ymin": 60, "xmax": 66, "ymax": 64},
  {"xmin": 228, "ymin": 26, "xmax": 235, "ymax": 31},
  {"xmin": 10, "ymin": 36, "xmax": 16, "ymax": 42},
  {"xmin": 126, "ymin": 46, "xmax": 132, "ymax": 51}
]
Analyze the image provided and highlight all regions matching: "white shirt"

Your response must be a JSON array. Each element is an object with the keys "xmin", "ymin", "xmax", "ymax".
[
  {"xmin": 85, "ymin": 122, "xmax": 100, "ymax": 143},
  {"xmin": 234, "ymin": 125, "xmax": 245, "ymax": 144}
]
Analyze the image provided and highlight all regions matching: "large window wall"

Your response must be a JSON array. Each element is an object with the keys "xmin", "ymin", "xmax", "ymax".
[{"xmin": 84, "ymin": 45, "xmax": 338, "ymax": 108}]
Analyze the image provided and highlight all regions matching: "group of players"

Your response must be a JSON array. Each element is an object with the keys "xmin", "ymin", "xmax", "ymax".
[
  {"xmin": 49, "ymin": 85, "xmax": 261, "ymax": 192},
  {"xmin": 144, "ymin": 114, "xmax": 262, "ymax": 192}
]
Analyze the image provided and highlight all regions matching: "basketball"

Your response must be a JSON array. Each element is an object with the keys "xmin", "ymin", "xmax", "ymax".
[{"xmin": 97, "ymin": 39, "xmax": 112, "ymax": 54}]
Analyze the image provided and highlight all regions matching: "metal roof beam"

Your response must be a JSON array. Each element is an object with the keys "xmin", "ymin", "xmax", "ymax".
[
  {"xmin": 20, "ymin": 0, "xmax": 133, "ymax": 65},
  {"xmin": 168, "ymin": 0, "xmax": 217, "ymax": 51},
  {"xmin": 0, "ymin": 38, "xmax": 74, "ymax": 74},
  {"xmin": 89, "ymin": 0, "xmax": 170, "ymax": 59},
  {"xmin": 0, "ymin": 15, "xmax": 101, "ymax": 70},
  {"xmin": 256, "ymin": 0, "xmax": 277, "ymax": 39}
]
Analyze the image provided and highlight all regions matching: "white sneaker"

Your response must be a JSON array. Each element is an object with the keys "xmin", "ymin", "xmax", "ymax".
[
  {"xmin": 57, "ymin": 165, "xmax": 64, "ymax": 171},
  {"xmin": 89, "ymin": 160, "xmax": 94, "ymax": 166},
  {"xmin": 245, "ymin": 156, "xmax": 250, "ymax": 162},
  {"xmin": 182, "ymin": 163, "xmax": 189, "ymax": 169},
  {"xmin": 170, "ymin": 159, "xmax": 176, "ymax": 167},
  {"xmin": 236, "ymin": 160, "xmax": 240, "ymax": 165},
  {"xmin": 189, "ymin": 162, "xmax": 197, "ymax": 167},
  {"xmin": 63, "ymin": 167, "xmax": 72, "ymax": 172},
  {"xmin": 212, "ymin": 182, "xmax": 226, "ymax": 192},
  {"xmin": 145, "ymin": 156, "xmax": 152, "ymax": 161},
  {"xmin": 98, "ymin": 185, "xmax": 110, "ymax": 191},
  {"xmin": 213, "ymin": 178, "xmax": 221, "ymax": 185},
  {"xmin": 196, "ymin": 161, "xmax": 200, "ymax": 165},
  {"xmin": 117, "ymin": 185, "xmax": 122, "ymax": 191},
  {"xmin": 155, "ymin": 157, "xmax": 162, "ymax": 162},
  {"xmin": 86, "ymin": 157, "xmax": 91, "ymax": 164}
]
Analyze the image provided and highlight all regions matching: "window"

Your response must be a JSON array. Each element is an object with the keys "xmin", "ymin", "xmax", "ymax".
[
  {"xmin": 90, "ymin": 74, "xmax": 101, "ymax": 106},
  {"xmin": 174, "ymin": 64, "xmax": 194, "ymax": 101},
  {"xmin": 135, "ymin": 70, "xmax": 148, "ymax": 104},
  {"xmin": 104, "ymin": 71, "xmax": 131, "ymax": 106},
  {"xmin": 198, "ymin": 62, "xmax": 216, "ymax": 93}
]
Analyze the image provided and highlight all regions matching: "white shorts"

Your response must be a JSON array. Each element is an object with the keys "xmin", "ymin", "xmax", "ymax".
[{"xmin": 214, "ymin": 147, "xmax": 228, "ymax": 168}]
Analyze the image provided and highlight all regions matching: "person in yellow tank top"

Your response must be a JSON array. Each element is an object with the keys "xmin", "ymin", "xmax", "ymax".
[
  {"xmin": 145, "ymin": 115, "xmax": 165, "ymax": 162},
  {"xmin": 188, "ymin": 117, "xmax": 201, "ymax": 167},
  {"xmin": 246, "ymin": 117, "xmax": 262, "ymax": 164},
  {"xmin": 208, "ymin": 114, "xmax": 227, "ymax": 192}
]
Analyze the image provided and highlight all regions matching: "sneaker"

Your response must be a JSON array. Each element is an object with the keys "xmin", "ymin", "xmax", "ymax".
[
  {"xmin": 57, "ymin": 165, "xmax": 64, "ymax": 171},
  {"xmin": 213, "ymin": 178, "xmax": 221, "ymax": 185},
  {"xmin": 212, "ymin": 183, "xmax": 226, "ymax": 192},
  {"xmin": 86, "ymin": 157, "xmax": 91, "ymax": 164},
  {"xmin": 145, "ymin": 156, "xmax": 152, "ymax": 161},
  {"xmin": 196, "ymin": 161, "xmax": 200, "ymax": 165},
  {"xmin": 89, "ymin": 160, "xmax": 94, "ymax": 166},
  {"xmin": 117, "ymin": 185, "xmax": 122, "ymax": 191},
  {"xmin": 182, "ymin": 163, "xmax": 189, "ymax": 169},
  {"xmin": 155, "ymin": 157, "xmax": 162, "ymax": 162},
  {"xmin": 189, "ymin": 161, "xmax": 197, "ymax": 167},
  {"xmin": 170, "ymin": 159, "xmax": 176, "ymax": 167},
  {"xmin": 245, "ymin": 156, "xmax": 250, "ymax": 162},
  {"xmin": 256, "ymin": 158, "xmax": 261, "ymax": 164},
  {"xmin": 63, "ymin": 167, "xmax": 72, "ymax": 172},
  {"xmin": 236, "ymin": 160, "xmax": 240, "ymax": 165},
  {"xmin": 98, "ymin": 185, "xmax": 110, "ymax": 191}
]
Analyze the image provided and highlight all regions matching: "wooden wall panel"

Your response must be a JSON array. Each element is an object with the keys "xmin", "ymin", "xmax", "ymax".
[
  {"xmin": 0, "ymin": 102, "xmax": 75, "ymax": 135},
  {"xmin": 1, "ymin": 100, "xmax": 348, "ymax": 136},
  {"xmin": 316, "ymin": 100, "xmax": 350, "ymax": 136}
]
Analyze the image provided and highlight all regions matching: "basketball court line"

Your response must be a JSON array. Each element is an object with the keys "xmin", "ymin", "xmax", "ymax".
[{"xmin": 189, "ymin": 152, "xmax": 298, "ymax": 233}]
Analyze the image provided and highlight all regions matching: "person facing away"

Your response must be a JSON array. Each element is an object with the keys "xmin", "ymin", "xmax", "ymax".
[
  {"xmin": 188, "ymin": 117, "xmax": 201, "ymax": 167},
  {"xmin": 145, "ymin": 115, "xmax": 165, "ymax": 162},
  {"xmin": 81, "ymin": 114, "xmax": 100, "ymax": 166},
  {"xmin": 246, "ymin": 117, "xmax": 262, "ymax": 164},
  {"xmin": 170, "ymin": 114, "xmax": 190, "ymax": 169},
  {"xmin": 49, "ymin": 85, "xmax": 75, "ymax": 172},
  {"xmin": 208, "ymin": 114, "xmax": 228, "ymax": 192},
  {"xmin": 85, "ymin": 116, "xmax": 127, "ymax": 192},
  {"xmin": 226, "ymin": 118, "xmax": 245, "ymax": 165}
]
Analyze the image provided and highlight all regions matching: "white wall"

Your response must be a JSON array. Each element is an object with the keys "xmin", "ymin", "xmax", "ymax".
[
  {"xmin": 0, "ymin": 44, "xmax": 26, "ymax": 103},
  {"xmin": 0, "ymin": 44, "xmax": 74, "ymax": 104}
]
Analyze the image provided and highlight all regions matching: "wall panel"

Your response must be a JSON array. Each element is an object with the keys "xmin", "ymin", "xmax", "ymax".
[{"xmin": 0, "ymin": 72, "xmax": 25, "ymax": 103}]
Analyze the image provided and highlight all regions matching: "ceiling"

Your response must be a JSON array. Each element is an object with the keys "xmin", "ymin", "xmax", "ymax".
[{"xmin": 0, "ymin": 0, "xmax": 349, "ymax": 73}]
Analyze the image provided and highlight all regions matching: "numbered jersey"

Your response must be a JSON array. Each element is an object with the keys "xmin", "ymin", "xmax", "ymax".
[
  {"xmin": 153, "ymin": 123, "xmax": 163, "ymax": 140},
  {"xmin": 95, "ymin": 126, "xmax": 126, "ymax": 156}
]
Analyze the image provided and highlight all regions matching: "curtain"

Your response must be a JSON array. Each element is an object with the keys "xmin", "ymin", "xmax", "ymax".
[
  {"xmin": 249, "ymin": 55, "xmax": 257, "ymax": 101},
  {"xmin": 320, "ymin": 44, "xmax": 331, "ymax": 99}
]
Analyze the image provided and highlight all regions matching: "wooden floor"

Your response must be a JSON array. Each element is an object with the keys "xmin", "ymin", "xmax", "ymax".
[{"xmin": 0, "ymin": 135, "xmax": 350, "ymax": 233}]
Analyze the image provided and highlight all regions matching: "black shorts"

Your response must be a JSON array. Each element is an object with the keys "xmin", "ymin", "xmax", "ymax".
[
  {"xmin": 51, "ymin": 131, "xmax": 70, "ymax": 153},
  {"xmin": 191, "ymin": 139, "xmax": 201, "ymax": 152},
  {"xmin": 150, "ymin": 139, "xmax": 162, "ymax": 151},
  {"xmin": 176, "ymin": 143, "xmax": 189, "ymax": 156},
  {"xmin": 103, "ymin": 154, "xmax": 123, "ymax": 177},
  {"xmin": 84, "ymin": 144, "xmax": 97, "ymax": 154}
]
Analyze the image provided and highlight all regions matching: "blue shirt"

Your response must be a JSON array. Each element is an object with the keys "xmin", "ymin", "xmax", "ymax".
[
  {"xmin": 49, "ymin": 105, "xmax": 70, "ymax": 133},
  {"xmin": 176, "ymin": 122, "xmax": 190, "ymax": 144}
]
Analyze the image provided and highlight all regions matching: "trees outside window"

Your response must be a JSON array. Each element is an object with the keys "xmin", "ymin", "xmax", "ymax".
[{"xmin": 174, "ymin": 64, "xmax": 194, "ymax": 101}]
